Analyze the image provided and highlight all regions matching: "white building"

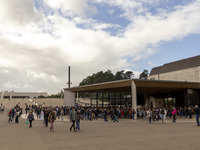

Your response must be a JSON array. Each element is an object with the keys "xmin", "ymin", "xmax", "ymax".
[
  {"xmin": 148, "ymin": 55, "xmax": 200, "ymax": 82},
  {"xmin": 0, "ymin": 91, "xmax": 47, "ymax": 99}
]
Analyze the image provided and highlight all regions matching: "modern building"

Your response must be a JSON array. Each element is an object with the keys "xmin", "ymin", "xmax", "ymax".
[
  {"xmin": 64, "ymin": 79, "xmax": 200, "ymax": 109},
  {"xmin": 0, "ymin": 91, "xmax": 47, "ymax": 99},
  {"xmin": 148, "ymin": 55, "xmax": 200, "ymax": 82},
  {"xmin": 63, "ymin": 55, "xmax": 200, "ymax": 115}
]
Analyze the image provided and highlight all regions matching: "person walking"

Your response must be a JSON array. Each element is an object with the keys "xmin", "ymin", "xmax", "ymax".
[
  {"xmin": 44, "ymin": 110, "xmax": 49, "ymax": 127},
  {"xmin": 48, "ymin": 109, "xmax": 56, "ymax": 132},
  {"xmin": 61, "ymin": 109, "xmax": 64, "ymax": 121},
  {"xmin": 15, "ymin": 111, "xmax": 20, "ymax": 123},
  {"xmin": 172, "ymin": 107, "xmax": 177, "ymax": 123},
  {"xmin": 76, "ymin": 110, "xmax": 81, "ymax": 131},
  {"xmin": 27, "ymin": 111, "xmax": 34, "ymax": 128},
  {"xmin": 160, "ymin": 108, "xmax": 165, "ymax": 123},
  {"xmin": 8, "ymin": 109, "xmax": 13, "ymax": 123},
  {"xmin": 40, "ymin": 109, "xmax": 44, "ymax": 126},
  {"xmin": 146, "ymin": 109, "xmax": 152, "ymax": 123},
  {"xmin": 104, "ymin": 108, "xmax": 108, "ymax": 122},
  {"xmin": 70, "ymin": 107, "xmax": 77, "ymax": 132},
  {"xmin": 164, "ymin": 108, "xmax": 167, "ymax": 121},
  {"xmin": 194, "ymin": 105, "xmax": 200, "ymax": 126},
  {"xmin": 132, "ymin": 109, "xmax": 136, "ymax": 120},
  {"xmin": 152, "ymin": 109, "xmax": 156, "ymax": 122}
]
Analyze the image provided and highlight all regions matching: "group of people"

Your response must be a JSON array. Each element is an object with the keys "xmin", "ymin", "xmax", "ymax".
[
  {"xmin": 26, "ymin": 105, "xmax": 81, "ymax": 132},
  {"xmin": 145, "ymin": 105, "xmax": 200, "ymax": 126},
  {"xmin": 8, "ymin": 105, "xmax": 22, "ymax": 123},
  {"xmin": 5, "ymin": 103, "xmax": 200, "ymax": 132}
]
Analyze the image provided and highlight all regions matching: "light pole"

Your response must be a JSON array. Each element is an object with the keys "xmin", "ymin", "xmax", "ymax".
[{"xmin": 67, "ymin": 66, "xmax": 72, "ymax": 88}]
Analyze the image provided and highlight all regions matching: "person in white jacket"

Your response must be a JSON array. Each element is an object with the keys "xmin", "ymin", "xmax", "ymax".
[
  {"xmin": 146, "ymin": 109, "xmax": 152, "ymax": 124},
  {"xmin": 164, "ymin": 108, "xmax": 167, "ymax": 121},
  {"xmin": 40, "ymin": 110, "xmax": 44, "ymax": 126}
]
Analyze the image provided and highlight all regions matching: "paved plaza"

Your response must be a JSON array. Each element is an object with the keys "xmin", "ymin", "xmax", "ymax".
[{"xmin": 0, "ymin": 99, "xmax": 200, "ymax": 150}]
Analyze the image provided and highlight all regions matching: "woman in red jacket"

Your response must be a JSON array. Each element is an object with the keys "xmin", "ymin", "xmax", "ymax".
[
  {"xmin": 172, "ymin": 108, "xmax": 177, "ymax": 123},
  {"xmin": 8, "ymin": 109, "xmax": 12, "ymax": 123}
]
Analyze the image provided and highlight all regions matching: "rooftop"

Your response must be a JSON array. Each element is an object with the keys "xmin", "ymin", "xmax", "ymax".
[{"xmin": 149, "ymin": 55, "xmax": 200, "ymax": 76}]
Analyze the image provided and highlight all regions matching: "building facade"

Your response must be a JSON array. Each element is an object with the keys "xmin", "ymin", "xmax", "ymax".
[
  {"xmin": 0, "ymin": 91, "xmax": 47, "ymax": 99},
  {"xmin": 148, "ymin": 55, "xmax": 200, "ymax": 82}
]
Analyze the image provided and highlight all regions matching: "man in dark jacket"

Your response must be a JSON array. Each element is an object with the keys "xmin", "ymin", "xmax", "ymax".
[
  {"xmin": 70, "ymin": 107, "xmax": 77, "ymax": 132},
  {"xmin": 194, "ymin": 105, "xmax": 200, "ymax": 126}
]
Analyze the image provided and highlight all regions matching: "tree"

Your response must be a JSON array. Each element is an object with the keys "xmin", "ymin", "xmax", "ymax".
[
  {"xmin": 79, "ymin": 70, "xmax": 135, "ymax": 86},
  {"xmin": 125, "ymin": 71, "xmax": 134, "ymax": 79},
  {"xmin": 139, "ymin": 69, "xmax": 149, "ymax": 79},
  {"xmin": 114, "ymin": 70, "xmax": 125, "ymax": 80}
]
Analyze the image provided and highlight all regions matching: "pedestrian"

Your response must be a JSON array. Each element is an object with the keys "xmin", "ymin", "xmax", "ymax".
[
  {"xmin": 160, "ymin": 108, "xmax": 165, "ymax": 123},
  {"xmin": 15, "ymin": 111, "xmax": 20, "ymax": 123},
  {"xmin": 48, "ymin": 109, "xmax": 56, "ymax": 132},
  {"xmin": 104, "ymin": 108, "xmax": 108, "ymax": 122},
  {"xmin": 76, "ymin": 110, "xmax": 81, "ymax": 131},
  {"xmin": 41, "ymin": 109, "xmax": 44, "ymax": 126},
  {"xmin": 44, "ymin": 110, "xmax": 49, "ymax": 127},
  {"xmin": 164, "ymin": 108, "xmax": 167, "ymax": 121},
  {"xmin": 8, "ymin": 109, "xmax": 13, "ymax": 123},
  {"xmin": 132, "ymin": 109, "xmax": 136, "ymax": 120},
  {"xmin": 152, "ymin": 109, "xmax": 156, "ymax": 122},
  {"xmin": 194, "ymin": 105, "xmax": 200, "ymax": 126},
  {"xmin": 172, "ymin": 107, "xmax": 177, "ymax": 123},
  {"xmin": 61, "ymin": 109, "xmax": 64, "ymax": 121},
  {"xmin": 70, "ymin": 107, "xmax": 77, "ymax": 132},
  {"xmin": 146, "ymin": 109, "xmax": 152, "ymax": 123},
  {"xmin": 27, "ymin": 111, "xmax": 34, "ymax": 128},
  {"xmin": 11, "ymin": 108, "xmax": 15, "ymax": 120}
]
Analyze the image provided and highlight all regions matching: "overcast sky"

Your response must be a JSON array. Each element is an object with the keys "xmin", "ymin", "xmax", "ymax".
[{"xmin": 0, "ymin": 0, "xmax": 200, "ymax": 94}]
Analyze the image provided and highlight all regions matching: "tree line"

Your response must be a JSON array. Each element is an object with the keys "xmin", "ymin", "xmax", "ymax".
[{"xmin": 79, "ymin": 69, "xmax": 148, "ymax": 86}]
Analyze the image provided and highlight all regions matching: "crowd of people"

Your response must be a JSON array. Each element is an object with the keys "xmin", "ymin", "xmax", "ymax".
[{"xmin": 4, "ymin": 103, "xmax": 200, "ymax": 132}]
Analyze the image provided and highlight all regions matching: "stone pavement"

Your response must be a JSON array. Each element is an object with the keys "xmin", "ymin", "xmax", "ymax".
[{"xmin": 0, "ymin": 111, "xmax": 200, "ymax": 150}]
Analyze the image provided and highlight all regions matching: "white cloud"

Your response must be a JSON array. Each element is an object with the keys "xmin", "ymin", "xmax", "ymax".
[
  {"xmin": 43, "ymin": 0, "xmax": 97, "ymax": 17},
  {"xmin": 0, "ymin": 0, "xmax": 200, "ymax": 94},
  {"xmin": 0, "ymin": 0, "xmax": 42, "ymax": 26}
]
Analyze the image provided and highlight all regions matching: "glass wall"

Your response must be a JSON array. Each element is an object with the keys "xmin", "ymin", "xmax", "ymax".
[
  {"xmin": 164, "ymin": 97, "xmax": 176, "ymax": 106},
  {"xmin": 90, "ymin": 92, "xmax": 132, "ymax": 107}
]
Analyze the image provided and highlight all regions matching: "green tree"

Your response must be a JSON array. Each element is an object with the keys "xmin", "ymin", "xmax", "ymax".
[
  {"xmin": 125, "ymin": 71, "xmax": 134, "ymax": 79},
  {"xmin": 139, "ymin": 69, "xmax": 149, "ymax": 79},
  {"xmin": 79, "ymin": 70, "xmax": 135, "ymax": 86},
  {"xmin": 114, "ymin": 70, "xmax": 125, "ymax": 80}
]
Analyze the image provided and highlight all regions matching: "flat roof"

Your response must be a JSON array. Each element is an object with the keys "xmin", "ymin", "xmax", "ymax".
[{"xmin": 64, "ymin": 79, "xmax": 200, "ymax": 94}]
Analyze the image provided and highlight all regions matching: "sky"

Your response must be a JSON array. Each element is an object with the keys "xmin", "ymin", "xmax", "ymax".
[{"xmin": 0, "ymin": 0, "xmax": 200, "ymax": 94}]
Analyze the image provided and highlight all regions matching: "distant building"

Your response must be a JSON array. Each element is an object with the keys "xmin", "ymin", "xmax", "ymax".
[
  {"xmin": 0, "ymin": 91, "xmax": 47, "ymax": 99},
  {"xmin": 148, "ymin": 55, "xmax": 200, "ymax": 82}
]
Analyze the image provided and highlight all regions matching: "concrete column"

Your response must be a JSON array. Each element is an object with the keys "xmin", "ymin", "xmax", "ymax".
[
  {"xmin": 64, "ymin": 90, "xmax": 75, "ymax": 106},
  {"xmin": 131, "ymin": 81, "xmax": 137, "ymax": 119}
]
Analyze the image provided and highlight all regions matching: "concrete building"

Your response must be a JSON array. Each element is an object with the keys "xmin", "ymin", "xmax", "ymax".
[
  {"xmin": 0, "ymin": 91, "xmax": 47, "ymax": 99},
  {"xmin": 64, "ymin": 79, "xmax": 200, "ymax": 109},
  {"xmin": 63, "ymin": 55, "xmax": 200, "ymax": 118},
  {"xmin": 148, "ymin": 55, "xmax": 200, "ymax": 82}
]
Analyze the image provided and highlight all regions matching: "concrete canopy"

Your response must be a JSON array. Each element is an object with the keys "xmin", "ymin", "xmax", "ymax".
[{"xmin": 64, "ymin": 79, "xmax": 200, "ymax": 94}]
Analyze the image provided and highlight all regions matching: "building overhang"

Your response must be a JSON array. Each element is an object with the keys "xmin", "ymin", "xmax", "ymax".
[{"xmin": 64, "ymin": 79, "xmax": 200, "ymax": 94}]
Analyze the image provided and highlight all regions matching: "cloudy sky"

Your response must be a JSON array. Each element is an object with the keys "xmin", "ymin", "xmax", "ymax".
[{"xmin": 0, "ymin": 0, "xmax": 200, "ymax": 94}]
